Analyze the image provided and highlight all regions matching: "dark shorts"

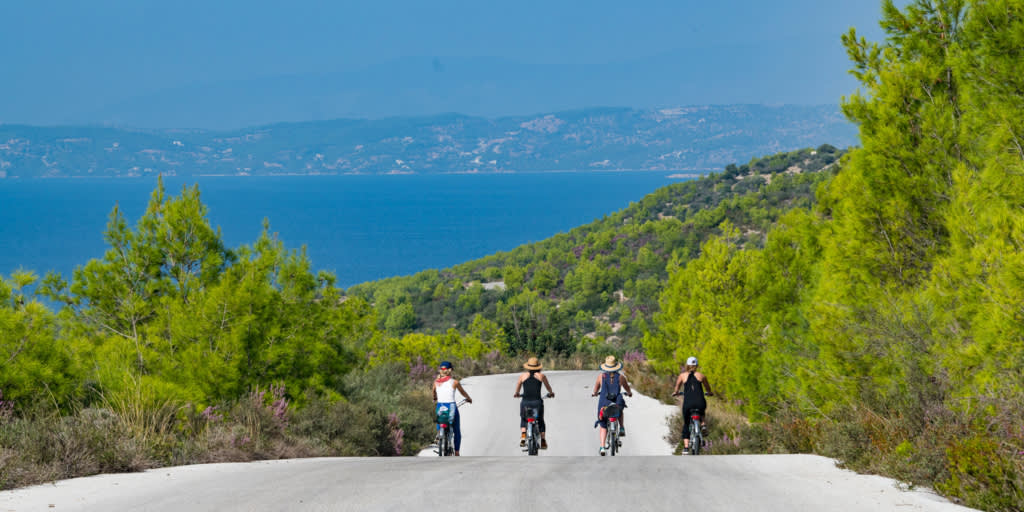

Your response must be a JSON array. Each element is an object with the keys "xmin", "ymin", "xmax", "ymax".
[
  {"xmin": 520, "ymin": 399, "xmax": 545, "ymax": 433},
  {"xmin": 681, "ymin": 406, "xmax": 706, "ymax": 438}
]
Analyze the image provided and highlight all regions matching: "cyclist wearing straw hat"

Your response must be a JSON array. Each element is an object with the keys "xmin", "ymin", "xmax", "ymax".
[
  {"xmin": 592, "ymin": 355, "xmax": 632, "ymax": 455},
  {"xmin": 513, "ymin": 357, "xmax": 555, "ymax": 449}
]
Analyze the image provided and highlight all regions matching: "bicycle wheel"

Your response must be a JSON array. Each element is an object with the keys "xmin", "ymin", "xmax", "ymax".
[
  {"xmin": 445, "ymin": 428, "xmax": 455, "ymax": 456},
  {"xmin": 437, "ymin": 426, "xmax": 447, "ymax": 456},
  {"xmin": 689, "ymin": 419, "xmax": 701, "ymax": 455},
  {"xmin": 527, "ymin": 425, "xmax": 538, "ymax": 455},
  {"xmin": 609, "ymin": 429, "xmax": 618, "ymax": 456}
]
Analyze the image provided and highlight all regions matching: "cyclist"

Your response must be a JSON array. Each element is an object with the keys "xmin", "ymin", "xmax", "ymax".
[
  {"xmin": 672, "ymin": 356, "xmax": 714, "ymax": 453},
  {"xmin": 432, "ymin": 360, "xmax": 473, "ymax": 456},
  {"xmin": 591, "ymin": 355, "xmax": 632, "ymax": 455},
  {"xmin": 513, "ymin": 357, "xmax": 555, "ymax": 449}
]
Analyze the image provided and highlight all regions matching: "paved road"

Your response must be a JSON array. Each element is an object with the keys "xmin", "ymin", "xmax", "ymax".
[{"xmin": 0, "ymin": 371, "xmax": 977, "ymax": 511}]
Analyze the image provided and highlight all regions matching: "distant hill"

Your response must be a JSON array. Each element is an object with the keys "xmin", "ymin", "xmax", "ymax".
[
  {"xmin": 75, "ymin": 52, "xmax": 855, "ymax": 129},
  {"xmin": 0, "ymin": 105, "xmax": 856, "ymax": 178}
]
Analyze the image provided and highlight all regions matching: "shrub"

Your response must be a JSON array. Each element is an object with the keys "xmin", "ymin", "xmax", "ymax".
[{"xmin": 938, "ymin": 435, "xmax": 1024, "ymax": 512}]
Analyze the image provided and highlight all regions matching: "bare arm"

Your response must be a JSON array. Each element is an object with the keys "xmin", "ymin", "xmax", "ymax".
[
  {"xmin": 541, "ymin": 373, "xmax": 555, "ymax": 396},
  {"xmin": 592, "ymin": 375, "xmax": 602, "ymax": 396},
  {"xmin": 431, "ymin": 380, "xmax": 438, "ymax": 402},
  {"xmin": 700, "ymin": 373, "xmax": 713, "ymax": 395},
  {"xmin": 513, "ymin": 373, "xmax": 525, "ymax": 397},
  {"xmin": 621, "ymin": 374, "xmax": 633, "ymax": 396},
  {"xmin": 454, "ymin": 380, "xmax": 473, "ymax": 403}
]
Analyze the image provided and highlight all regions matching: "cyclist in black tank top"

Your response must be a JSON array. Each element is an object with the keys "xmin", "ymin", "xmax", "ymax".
[
  {"xmin": 672, "ymin": 356, "xmax": 714, "ymax": 453},
  {"xmin": 522, "ymin": 376, "xmax": 543, "ymax": 400},
  {"xmin": 514, "ymin": 357, "xmax": 556, "ymax": 449}
]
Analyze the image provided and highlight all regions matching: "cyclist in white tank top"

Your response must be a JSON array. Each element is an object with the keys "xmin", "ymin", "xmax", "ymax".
[
  {"xmin": 435, "ymin": 378, "xmax": 456, "ymax": 403},
  {"xmin": 432, "ymin": 361, "xmax": 473, "ymax": 455}
]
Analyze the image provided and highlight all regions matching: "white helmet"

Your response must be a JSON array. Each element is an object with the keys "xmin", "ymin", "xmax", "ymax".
[{"xmin": 686, "ymin": 356, "xmax": 698, "ymax": 366}]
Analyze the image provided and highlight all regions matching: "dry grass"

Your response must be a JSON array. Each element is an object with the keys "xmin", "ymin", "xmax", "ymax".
[{"xmin": 0, "ymin": 368, "xmax": 437, "ymax": 491}]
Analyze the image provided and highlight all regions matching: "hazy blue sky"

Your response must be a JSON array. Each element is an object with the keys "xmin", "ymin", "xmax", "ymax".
[{"xmin": 0, "ymin": 1, "xmax": 900, "ymax": 128}]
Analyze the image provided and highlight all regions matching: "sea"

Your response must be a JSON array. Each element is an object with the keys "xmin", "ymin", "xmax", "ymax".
[{"xmin": 0, "ymin": 172, "xmax": 696, "ymax": 288}]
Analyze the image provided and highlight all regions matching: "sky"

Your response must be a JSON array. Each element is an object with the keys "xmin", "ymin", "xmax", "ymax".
[{"xmin": 0, "ymin": 1, "xmax": 901, "ymax": 129}]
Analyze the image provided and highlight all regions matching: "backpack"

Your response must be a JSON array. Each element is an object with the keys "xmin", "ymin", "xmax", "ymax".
[
  {"xmin": 436, "ymin": 404, "xmax": 453, "ymax": 424},
  {"xmin": 599, "ymin": 403, "xmax": 621, "ymax": 420},
  {"xmin": 602, "ymin": 372, "xmax": 621, "ymax": 402}
]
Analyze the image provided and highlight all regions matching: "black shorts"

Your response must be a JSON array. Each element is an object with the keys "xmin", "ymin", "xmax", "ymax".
[
  {"xmin": 681, "ymin": 407, "xmax": 706, "ymax": 437},
  {"xmin": 520, "ymin": 399, "xmax": 545, "ymax": 432}
]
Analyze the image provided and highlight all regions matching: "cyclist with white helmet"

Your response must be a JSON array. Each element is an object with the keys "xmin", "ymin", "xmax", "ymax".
[{"xmin": 672, "ymin": 356, "xmax": 713, "ymax": 453}]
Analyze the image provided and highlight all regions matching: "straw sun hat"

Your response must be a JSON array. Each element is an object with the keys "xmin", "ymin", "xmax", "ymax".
[
  {"xmin": 523, "ymin": 357, "xmax": 543, "ymax": 370},
  {"xmin": 600, "ymin": 355, "xmax": 622, "ymax": 372}
]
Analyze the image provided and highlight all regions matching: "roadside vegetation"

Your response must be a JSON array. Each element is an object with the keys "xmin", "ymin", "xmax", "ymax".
[
  {"xmin": 2, "ymin": 1, "xmax": 1022, "ymax": 509},
  {"xmin": 650, "ymin": 2, "xmax": 1024, "ymax": 510}
]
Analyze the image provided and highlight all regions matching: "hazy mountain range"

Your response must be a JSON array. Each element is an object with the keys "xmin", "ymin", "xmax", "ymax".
[
  {"xmin": 7, "ymin": 48, "xmax": 859, "ymax": 130},
  {"xmin": 0, "ymin": 104, "xmax": 856, "ymax": 178}
]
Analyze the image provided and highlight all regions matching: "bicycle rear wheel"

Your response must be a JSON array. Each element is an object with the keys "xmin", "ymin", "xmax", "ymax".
[
  {"xmin": 689, "ymin": 419, "xmax": 701, "ymax": 455},
  {"xmin": 609, "ymin": 429, "xmax": 618, "ymax": 456},
  {"xmin": 438, "ymin": 426, "xmax": 448, "ymax": 456},
  {"xmin": 445, "ymin": 428, "xmax": 455, "ymax": 456},
  {"xmin": 527, "ymin": 425, "xmax": 539, "ymax": 456}
]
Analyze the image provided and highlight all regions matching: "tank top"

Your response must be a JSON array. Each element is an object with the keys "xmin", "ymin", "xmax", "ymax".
[
  {"xmin": 522, "ymin": 373, "xmax": 543, "ymax": 400},
  {"xmin": 436, "ymin": 378, "xmax": 456, "ymax": 403},
  {"xmin": 598, "ymin": 372, "xmax": 623, "ymax": 408},
  {"xmin": 682, "ymin": 372, "xmax": 706, "ymax": 409}
]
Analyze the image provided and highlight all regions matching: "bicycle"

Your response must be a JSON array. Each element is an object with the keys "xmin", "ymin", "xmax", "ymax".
[
  {"xmin": 672, "ymin": 392, "xmax": 712, "ymax": 455},
  {"xmin": 435, "ymin": 399, "xmax": 468, "ymax": 457},
  {"xmin": 601, "ymin": 403, "xmax": 623, "ymax": 456},
  {"xmin": 517, "ymin": 393, "xmax": 553, "ymax": 456}
]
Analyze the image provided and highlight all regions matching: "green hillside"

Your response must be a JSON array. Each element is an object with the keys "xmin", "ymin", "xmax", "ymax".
[{"xmin": 348, "ymin": 145, "xmax": 844, "ymax": 356}]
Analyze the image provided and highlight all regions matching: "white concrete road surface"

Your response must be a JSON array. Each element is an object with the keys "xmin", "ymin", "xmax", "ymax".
[{"xmin": 0, "ymin": 371, "xmax": 977, "ymax": 511}]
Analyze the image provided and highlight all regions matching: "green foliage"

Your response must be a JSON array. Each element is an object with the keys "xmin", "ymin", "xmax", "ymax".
[
  {"xmin": 647, "ymin": 1, "xmax": 1024, "ymax": 507},
  {"xmin": 0, "ymin": 272, "xmax": 80, "ymax": 409},
  {"xmin": 34, "ymin": 180, "xmax": 376, "ymax": 408},
  {"xmin": 938, "ymin": 434, "xmax": 1024, "ymax": 511},
  {"xmin": 385, "ymin": 303, "xmax": 417, "ymax": 335},
  {"xmin": 350, "ymin": 147, "xmax": 844, "ymax": 358},
  {"xmin": 496, "ymin": 289, "xmax": 573, "ymax": 356},
  {"xmin": 529, "ymin": 262, "xmax": 560, "ymax": 295},
  {"xmin": 367, "ymin": 328, "xmax": 505, "ymax": 369}
]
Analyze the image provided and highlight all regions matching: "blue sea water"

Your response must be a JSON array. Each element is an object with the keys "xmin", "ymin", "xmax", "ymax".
[{"xmin": 0, "ymin": 173, "xmax": 694, "ymax": 288}]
